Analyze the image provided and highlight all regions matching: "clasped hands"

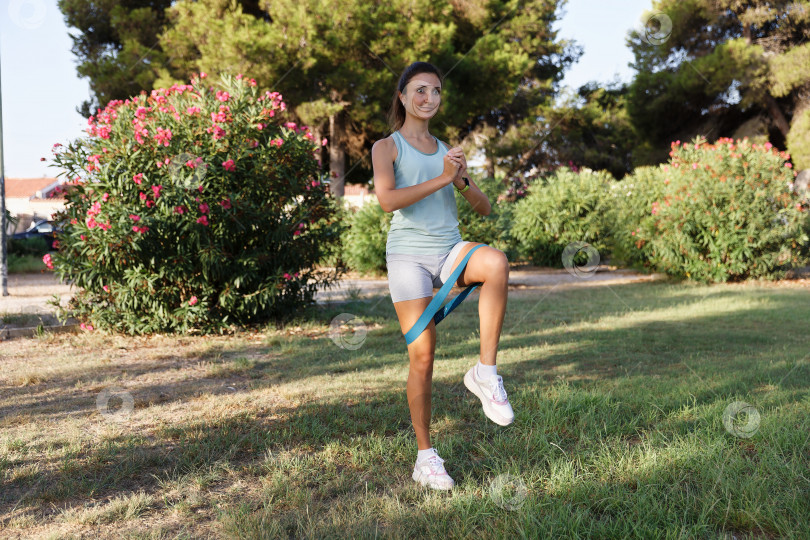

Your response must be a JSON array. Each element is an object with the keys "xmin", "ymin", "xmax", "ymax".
[{"xmin": 442, "ymin": 146, "xmax": 468, "ymax": 188}]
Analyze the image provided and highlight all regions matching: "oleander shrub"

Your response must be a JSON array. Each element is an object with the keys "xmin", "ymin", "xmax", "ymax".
[
  {"xmin": 456, "ymin": 175, "xmax": 521, "ymax": 261},
  {"xmin": 342, "ymin": 199, "xmax": 391, "ymax": 277},
  {"xmin": 511, "ymin": 167, "xmax": 616, "ymax": 267},
  {"xmin": 629, "ymin": 137, "xmax": 810, "ymax": 283},
  {"xmin": 48, "ymin": 72, "xmax": 345, "ymax": 334}
]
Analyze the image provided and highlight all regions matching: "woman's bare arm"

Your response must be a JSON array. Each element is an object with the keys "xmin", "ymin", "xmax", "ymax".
[
  {"xmin": 372, "ymin": 138, "xmax": 459, "ymax": 213},
  {"xmin": 439, "ymin": 141, "xmax": 491, "ymax": 216}
]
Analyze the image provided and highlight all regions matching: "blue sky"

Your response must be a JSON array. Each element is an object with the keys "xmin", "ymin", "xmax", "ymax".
[{"xmin": 1, "ymin": 0, "xmax": 653, "ymax": 178}]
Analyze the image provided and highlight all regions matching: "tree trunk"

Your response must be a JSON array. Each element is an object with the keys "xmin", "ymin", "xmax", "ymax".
[
  {"xmin": 764, "ymin": 94, "xmax": 790, "ymax": 138},
  {"xmin": 329, "ymin": 112, "xmax": 345, "ymax": 198},
  {"xmin": 484, "ymin": 146, "xmax": 495, "ymax": 178}
]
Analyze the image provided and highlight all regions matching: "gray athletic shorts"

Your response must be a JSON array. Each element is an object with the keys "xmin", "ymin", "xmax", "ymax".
[{"xmin": 386, "ymin": 241, "xmax": 477, "ymax": 303}]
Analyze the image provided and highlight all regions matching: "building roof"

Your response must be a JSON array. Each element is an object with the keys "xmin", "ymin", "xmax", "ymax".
[{"xmin": 3, "ymin": 177, "xmax": 60, "ymax": 199}]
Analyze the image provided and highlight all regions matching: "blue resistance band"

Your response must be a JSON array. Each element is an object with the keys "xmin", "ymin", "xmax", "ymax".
[{"xmin": 403, "ymin": 243, "xmax": 485, "ymax": 345}]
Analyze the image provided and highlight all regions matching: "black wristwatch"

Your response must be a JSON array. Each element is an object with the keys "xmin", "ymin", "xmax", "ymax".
[{"xmin": 455, "ymin": 176, "xmax": 470, "ymax": 193}]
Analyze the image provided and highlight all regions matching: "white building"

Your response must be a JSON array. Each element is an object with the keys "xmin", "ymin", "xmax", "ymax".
[{"xmin": 3, "ymin": 178, "xmax": 66, "ymax": 234}]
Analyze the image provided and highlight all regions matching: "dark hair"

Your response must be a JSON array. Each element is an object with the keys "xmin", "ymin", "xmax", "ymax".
[{"xmin": 387, "ymin": 61, "xmax": 444, "ymax": 133}]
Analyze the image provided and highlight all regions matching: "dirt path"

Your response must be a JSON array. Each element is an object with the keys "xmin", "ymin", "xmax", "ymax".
[{"xmin": 3, "ymin": 264, "xmax": 809, "ymax": 317}]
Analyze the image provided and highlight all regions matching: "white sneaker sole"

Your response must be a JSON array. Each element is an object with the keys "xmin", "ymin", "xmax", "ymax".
[
  {"xmin": 464, "ymin": 368, "xmax": 514, "ymax": 426},
  {"xmin": 412, "ymin": 468, "xmax": 455, "ymax": 490}
]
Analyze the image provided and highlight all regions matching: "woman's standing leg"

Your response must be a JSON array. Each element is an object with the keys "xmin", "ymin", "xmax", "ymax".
[{"xmin": 393, "ymin": 296, "xmax": 437, "ymax": 449}]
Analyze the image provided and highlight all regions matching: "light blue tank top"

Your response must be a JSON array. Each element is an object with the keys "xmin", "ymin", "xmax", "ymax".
[{"xmin": 385, "ymin": 130, "xmax": 462, "ymax": 255}]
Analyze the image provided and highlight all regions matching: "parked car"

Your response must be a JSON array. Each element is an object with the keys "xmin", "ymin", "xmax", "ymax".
[{"xmin": 11, "ymin": 219, "xmax": 61, "ymax": 250}]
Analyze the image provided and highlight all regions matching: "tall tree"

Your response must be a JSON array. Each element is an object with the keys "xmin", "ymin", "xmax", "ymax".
[
  {"xmin": 626, "ymin": 0, "xmax": 810, "ymax": 167},
  {"xmin": 57, "ymin": 0, "xmax": 270, "ymax": 118},
  {"xmin": 156, "ymin": 0, "xmax": 577, "ymax": 195}
]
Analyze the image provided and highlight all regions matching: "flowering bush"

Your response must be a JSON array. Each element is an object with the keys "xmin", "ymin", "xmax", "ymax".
[
  {"xmin": 620, "ymin": 137, "xmax": 810, "ymax": 283},
  {"xmin": 48, "ymin": 73, "xmax": 345, "ymax": 334},
  {"xmin": 511, "ymin": 167, "xmax": 615, "ymax": 267}
]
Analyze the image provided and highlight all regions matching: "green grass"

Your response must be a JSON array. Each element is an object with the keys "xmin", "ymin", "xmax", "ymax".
[
  {"xmin": 0, "ymin": 280, "xmax": 808, "ymax": 538},
  {"xmin": 7, "ymin": 253, "xmax": 47, "ymax": 273}
]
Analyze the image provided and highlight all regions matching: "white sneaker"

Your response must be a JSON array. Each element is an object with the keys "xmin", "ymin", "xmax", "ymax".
[
  {"xmin": 412, "ymin": 449, "xmax": 455, "ymax": 491},
  {"xmin": 464, "ymin": 366, "xmax": 515, "ymax": 426}
]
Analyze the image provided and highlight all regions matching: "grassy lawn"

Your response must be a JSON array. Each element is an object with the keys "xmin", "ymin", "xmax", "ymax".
[{"xmin": 1, "ymin": 279, "xmax": 808, "ymax": 538}]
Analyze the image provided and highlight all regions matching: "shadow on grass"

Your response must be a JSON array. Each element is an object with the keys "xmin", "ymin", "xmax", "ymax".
[{"xmin": 2, "ymin": 279, "xmax": 809, "ymax": 535}]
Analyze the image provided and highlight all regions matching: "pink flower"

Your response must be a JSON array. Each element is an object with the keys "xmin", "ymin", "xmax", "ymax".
[
  {"xmin": 220, "ymin": 198, "xmax": 232, "ymax": 209},
  {"xmin": 152, "ymin": 185, "xmax": 162, "ymax": 198},
  {"xmin": 786, "ymin": 163, "xmax": 793, "ymax": 168},
  {"xmin": 186, "ymin": 106, "xmax": 201, "ymax": 115},
  {"xmin": 197, "ymin": 215, "xmax": 209, "ymax": 226},
  {"xmin": 139, "ymin": 192, "xmax": 147, "ymax": 201},
  {"xmin": 256, "ymin": 123, "xmax": 265, "ymax": 130},
  {"xmin": 133, "ymin": 173, "xmax": 143, "ymax": 184},
  {"xmin": 199, "ymin": 203, "xmax": 209, "ymax": 214},
  {"xmin": 154, "ymin": 127, "xmax": 172, "ymax": 147},
  {"xmin": 130, "ymin": 214, "xmax": 141, "ymax": 221},
  {"xmin": 102, "ymin": 192, "xmax": 109, "ymax": 202},
  {"xmin": 175, "ymin": 205, "xmax": 186, "ymax": 214},
  {"xmin": 764, "ymin": 142, "xmax": 773, "ymax": 150},
  {"xmin": 284, "ymin": 122, "xmax": 297, "ymax": 130},
  {"xmin": 222, "ymin": 159, "xmax": 235, "ymax": 171},
  {"xmin": 216, "ymin": 91, "xmax": 230, "ymax": 102},
  {"xmin": 321, "ymin": 138, "xmax": 328, "ymax": 146},
  {"xmin": 189, "ymin": 296, "xmax": 198, "ymax": 306},
  {"xmin": 145, "ymin": 200, "xmax": 154, "ymax": 208},
  {"xmin": 43, "ymin": 253, "xmax": 54, "ymax": 270},
  {"xmin": 103, "ymin": 285, "xmax": 110, "ymax": 292},
  {"xmin": 692, "ymin": 163, "xmax": 698, "ymax": 169},
  {"xmin": 80, "ymin": 234, "xmax": 86, "ymax": 241},
  {"xmin": 80, "ymin": 322, "xmax": 94, "ymax": 331},
  {"xmin": 212, "ymin": 125, "xmax": 226, "ymax": 139},
  {"xmin": 200, "ymin": 72, "xmax": 207, "ymax": 79}
]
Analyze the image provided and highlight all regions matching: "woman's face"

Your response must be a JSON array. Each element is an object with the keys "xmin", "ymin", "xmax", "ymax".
[{"xmin": 400, "ymin": 74, "xmax": 442, "ymax": 120}]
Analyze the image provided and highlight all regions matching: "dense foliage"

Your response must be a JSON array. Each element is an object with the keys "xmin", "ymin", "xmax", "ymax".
[
  {"xmin": 616, "ymin": 137, "xmax": 810, "ymax": 282},
  {"xmin": 48, "ymin": 73, "xmax": 344, "ymax": 334}
]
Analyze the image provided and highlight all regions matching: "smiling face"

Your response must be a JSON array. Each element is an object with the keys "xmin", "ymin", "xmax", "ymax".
[{"xmin": 399, "ymin": 72, "xmax": 442, "ymax": 120}]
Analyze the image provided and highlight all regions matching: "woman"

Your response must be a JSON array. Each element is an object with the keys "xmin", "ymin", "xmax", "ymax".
[{"xmin": 371, "ymin": 61, "xmax": 515, "ymax": 491}]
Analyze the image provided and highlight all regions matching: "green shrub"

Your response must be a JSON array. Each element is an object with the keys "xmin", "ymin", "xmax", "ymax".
[
  {"xmin": 632, "ymin": 137, "xmax": 810, "ymax": 283},
  {"xmin": 786, "ymin": 107, "xmax": 810, "ymax": 171},
  {"xmin": 9, "ymin": 236, "xmax": 49, "ymax": 257},
  {"xmin": 511, "ymin": 167, "xmax": 616, "ymax": 267},
  {"xmin": 456, "ymin": 175, "xmax": 521, "ymax": 262},
  {"xmin": 342, "ymin": 199, "xmax": 390, "ymax": 277},
  {"xmin": 605, "ymin": 165, "xmax": 669, "ymax": 271},
  {"xmin": 48, "ymin": 73, "xmax": 345, "ymax": 334}
]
